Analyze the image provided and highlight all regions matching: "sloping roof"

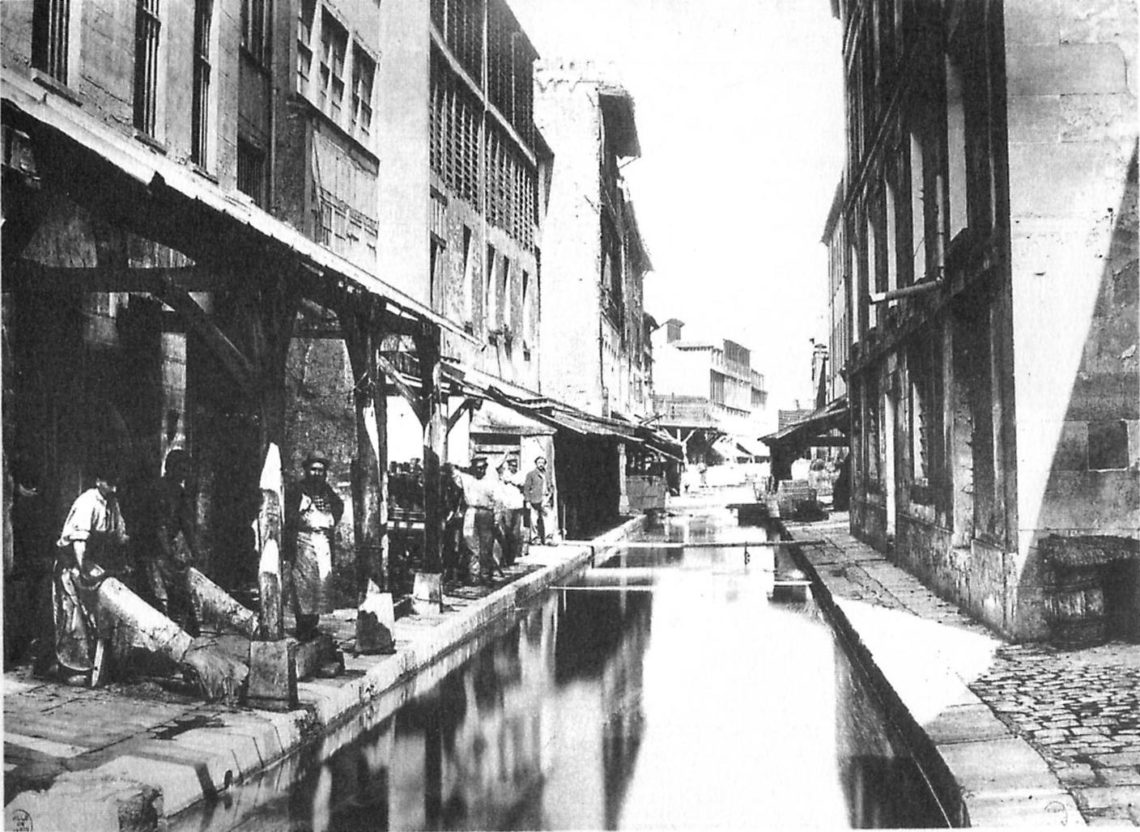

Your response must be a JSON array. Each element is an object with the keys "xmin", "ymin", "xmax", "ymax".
[
  {"xmin": 2, "ymin": 73, "xmax": 468, "ymax": 340},
  {"xmin": 762, "ymin": 396, "xmax": 849, "ymax": 449},
  {"xmin": 598, "ymin": 84, "xmax": 641, "ymax": 159}
]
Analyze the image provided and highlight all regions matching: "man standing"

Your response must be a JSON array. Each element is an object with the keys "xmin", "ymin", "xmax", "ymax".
[
  {"xmin": 524, "ymin": 456, "xmax": 552, "ymax": 545},
  {"xmin": 285, "ymin": 452, "xmax": 343, "ymax": 641},
  {"xmin": 142, "ymin": 449, "xmax": 200, "ymax": 634},
  {"xmin": 52, "ymin": 467, "xmax": 129, "ymax": 684},
  {"xmin": 456, "ymin": 457, "xmax": 497, "ymax": 585},
  {"xmin": 495, "ymin": 456, "xmax": 526, "ymax": 567}
]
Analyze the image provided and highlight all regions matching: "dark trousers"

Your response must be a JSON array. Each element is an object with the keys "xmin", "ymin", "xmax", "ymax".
[
  {"xmin": 527, "ymin": 502, "xmax": 547, "ymax": 543},
  {"xmin": 497, "ymin": 508, "xmax": 525, "ymax": 566},
  {"xmin": 469, "ymin": 508, "xmax": 496, "ymax": 582}
]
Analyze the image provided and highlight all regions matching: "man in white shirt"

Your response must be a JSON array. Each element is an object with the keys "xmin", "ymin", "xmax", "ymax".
[
  {"xmin": 495, "ymin": 456, "xmax": 526, "ymax": 567},
  {"xmin": 456, "ymin": 457, "xmax": 497, "ymax": 585}
]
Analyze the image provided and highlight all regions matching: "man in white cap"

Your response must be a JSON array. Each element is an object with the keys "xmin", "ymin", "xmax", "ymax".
[{"xmin": 495, "ymin": 455, "xmax": 526, "ymax": 567}]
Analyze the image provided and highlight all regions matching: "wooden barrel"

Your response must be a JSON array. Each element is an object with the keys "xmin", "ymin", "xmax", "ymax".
[{"xmin": 1045, "ymin": 566, "xmax": 1107, "ymax": 648}]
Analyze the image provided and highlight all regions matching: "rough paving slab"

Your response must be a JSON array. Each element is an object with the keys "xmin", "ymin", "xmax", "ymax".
[{"xmin": 4, "ymin": 518, "xmax": 642, "ymax": 831}]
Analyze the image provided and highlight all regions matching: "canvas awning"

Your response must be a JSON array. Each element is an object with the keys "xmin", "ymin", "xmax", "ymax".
[
  {"xmin": 761, "ymin": 396, "xmax": 849, "ymax": 450},
  {"xmin": 441, "ymin": 363, "xmax": 683, "ymax": 460}
]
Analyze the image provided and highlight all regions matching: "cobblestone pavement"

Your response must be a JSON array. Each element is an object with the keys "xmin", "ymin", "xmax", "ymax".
[
  {"xmin": 970, "ymin": 643, "xmax": 1140, "ymax": 826},
  {"xmin": 787, "ymin": 515, "xmax": 1140, "ymax": 827}
]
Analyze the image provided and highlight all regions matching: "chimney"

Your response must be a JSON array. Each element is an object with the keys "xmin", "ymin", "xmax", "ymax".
[{"xmin": 665, "ymin": 318, "xmax": 684, "ymax": 343}]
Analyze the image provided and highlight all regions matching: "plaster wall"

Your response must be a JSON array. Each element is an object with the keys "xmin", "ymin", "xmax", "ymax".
[
  {"xmin": 534, "ymin": 71, "xmax": 605, "ymax": 413},
  {"xmin": 375, "ymin": 0, "xmax": 431, "ymax": 304}
]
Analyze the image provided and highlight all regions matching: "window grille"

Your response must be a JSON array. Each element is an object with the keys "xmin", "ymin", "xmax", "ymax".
[
  {"xmin": 133, "ymin": 0, "xmax": 161, "ymax": 135},
  {"xmin": 32, "ymin": 0, "xmax": 70, "ymax": 83},
  {"xmin": 237, "ymin": 139, "xmax": 266, "ymax": 207},
  {"xmin": 191, "ymin": 0, "xmax": 213, "ymax": 166}
]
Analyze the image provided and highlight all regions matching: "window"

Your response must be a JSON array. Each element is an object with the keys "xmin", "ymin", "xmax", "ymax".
[
  {"xmin": 461, "ymin": 225, "xmax": 475, "ymax": 329},
  {"xmin": 31, "ymin": 0, "xmax": 70, "ymax": 83},
  {"xmin": 864, "ymin": 376, "xmax": 881, "ymax": 486},
  {"xmin": 241, "ymin": 0, "xmax": 269, "ymax": 66},
  {"xmin": 945, "ymin": 55, "xmax": 968, "ymax": 240},
  {"xmin": 319, "ymin": 12, "xmax": 347, "ymax": 121},
  {"xmin": 429, "ymin": 237, "xmax": 445, "ymax": 312},
  {"xmin": 909, "ymin": 337, "xmax": 942, "ymax": 496},
  {"xmin": 521, "ymin": 269, "xmax": 532, "ymax": 345},
  {"xmin": 191, "ymin": 0, "xmax": 213, "ymax": 166},
  {"xmin": 909, "ymin": 132, "xmax": 926, "ymax": 283},
  {"xmin": 866, "ymin": 212, "xmax": 879, "ymax": 330},
  {"xmin": 485, "ymin": 244, "xmax": 497, "ymax": 331},
  {"xmin": 500, "ymin": 258, "xmax": 511, "ymax": 333},
  {"xmin": 885, "ymin": 179, "xmax": 898, "ymax": 305},
  {"xmin": 297, "ymin": 0, "xmax": 315, "ymax": 94},
  {"xmin": 350, "ymin": 47, "xmax": 375, "ymax": 138},
  {"xmin": 237, "ymin": 138, "xmax": 266, "ymax": 207},
  {"xmin": 133, "ymin": 0, "xmax": 161, "ymax": 135}
]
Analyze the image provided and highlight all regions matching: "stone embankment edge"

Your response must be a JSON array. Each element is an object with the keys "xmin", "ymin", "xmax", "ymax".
[
  {"xmin": 780, "ymin": 523, "xmax": 1085, "ymax": 828},
  {"xmin": 9, "ymin": 515, "xmax": 647, "ymax": 831}
]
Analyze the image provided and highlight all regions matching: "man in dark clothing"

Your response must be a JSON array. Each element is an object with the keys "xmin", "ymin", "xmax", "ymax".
[
  {"xmin": 284, "ymin": 452, "xmax": 344, "ymax": 640},
  {"xmin": 142, "ymin": 449, "xmax": 200, "ymax": 635},
  {"xmin": 523, "ymin": 456, "xmax": 551, "ymax": 545},
  {"xmin": 832, "ymin": 453, "xmax": 851, "ymax": 512}
]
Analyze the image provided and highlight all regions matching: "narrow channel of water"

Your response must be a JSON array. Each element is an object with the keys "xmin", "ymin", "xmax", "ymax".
[{"xmin": 173, "ymin": 507, "xmax": 949, "ymax": 830}]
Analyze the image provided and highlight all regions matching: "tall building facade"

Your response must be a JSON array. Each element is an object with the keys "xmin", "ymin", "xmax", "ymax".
[
  {"xmin": 534, "ymin": 61, "xmax": 654, "ymax": 421},
  {"xmin": 378, "ymin": 0, "xmax": 549, "ymax": 392},
  {"xmin": 831, "ymin": 0, "xmax": 1138, "ymax": 642}
]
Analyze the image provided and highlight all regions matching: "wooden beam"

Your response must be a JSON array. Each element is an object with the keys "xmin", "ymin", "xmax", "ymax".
[
  {"xmin": 147, "ymin": 279, "xmax": 258, "ymax": 391},
  {"xmin": 375, "ymin": 351, "xmax": 425, "ymax": 424},
  {"xmin": 447, "ymin": 397, "xmax": 480, "ymax": 433},
  {"xmin": 6, "ymin": 261, "xmax": 223, "ymax": 292}
]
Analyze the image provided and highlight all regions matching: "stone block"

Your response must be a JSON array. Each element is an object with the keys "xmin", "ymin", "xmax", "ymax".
[
  {"xmin": 925, "ymin": 703, "xmax": 1012, "ymax": 745},
  {"xmin": 1007, "ymin": 44, "xmax": 1129, "ymax": 96},
  {"xmin": 246, "ymin": 639, "xmax": 297, "ymax": 711},
  {"xmin": 965, "ymin": 790, "xmax": 1081, "ymax": 828},
  {"xmin": 1080, "ymin": 785, "xmax": 1140, "ymax": 811},
  {"xmin": 356, "ymin": 591, "xmax": 396, "ymax": 654},
  {"xmin": 1055, "ymin": 421, "xmax": 1090, "ymax": 470},
  {"xmin": 6, "ymin": 770, "xmax": 161, "ymax": 832},
  {"xmin": 412, "ymin": 571, "xmax": 443, "ymax": 616}
]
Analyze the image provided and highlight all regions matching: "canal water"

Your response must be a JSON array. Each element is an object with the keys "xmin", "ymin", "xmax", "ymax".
[{"xmin": 173, "ymin": 507, "xmax": 950, "ymax": 830}]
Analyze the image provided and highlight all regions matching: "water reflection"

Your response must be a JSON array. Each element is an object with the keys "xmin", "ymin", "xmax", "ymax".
[{"xmin": 172, "ymin": 509, "xmax": 946, "ymax": 831}]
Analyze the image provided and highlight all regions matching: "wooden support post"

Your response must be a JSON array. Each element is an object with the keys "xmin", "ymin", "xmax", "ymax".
[
  {"xmin": 342, "ymin": 302, "xmax": 395, "ymax": 653},
  {"xmin": 413, "ymin": 324, "xmax": 445, "ymax": 615}
]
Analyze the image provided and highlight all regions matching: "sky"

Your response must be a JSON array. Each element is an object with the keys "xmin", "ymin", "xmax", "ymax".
[{"xmin": 509, "ymin": 0, "xmax": 846, "ymax": 422}]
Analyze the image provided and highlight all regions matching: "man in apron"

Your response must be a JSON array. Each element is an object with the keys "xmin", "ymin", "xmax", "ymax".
[{"xmin": 285, "ymin": 452, "xmax": 343, "ymax": 641}]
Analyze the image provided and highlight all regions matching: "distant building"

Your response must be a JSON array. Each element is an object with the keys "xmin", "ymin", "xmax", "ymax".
[
  {"xmin": 651, "ymin": 319, "xmax": 769, "ymax": 463},
  {"xmin": 829, "ymin": 0, "xmax": 1138, "ymax": 643}
]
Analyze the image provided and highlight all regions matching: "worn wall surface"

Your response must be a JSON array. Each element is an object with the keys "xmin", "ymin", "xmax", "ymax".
[
  {"xmin": 1004, "ymin": 0, "xmax": 1139, "ymax": 636},
  {"xmin": 375, "ymin": 0, "xmax": 431, "ymax": 304},
  {"xmin": 1, "ymin": 0, "xmax": 242, "ymax": 187},
  {"xmin": 534, "ymin": 67, "xmax": 605, "ymax": 412}
]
